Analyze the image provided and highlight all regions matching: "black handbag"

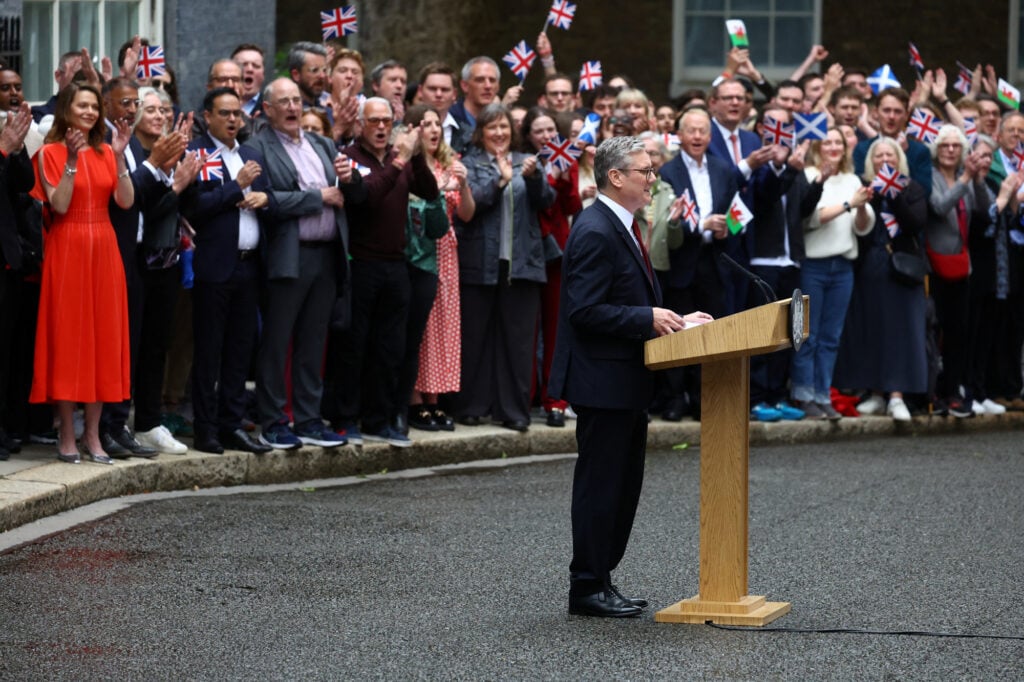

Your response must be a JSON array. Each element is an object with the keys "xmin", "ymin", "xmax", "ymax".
[{"xmin": 887, "ymin": 242, "xmax": 928, "ymax": 286}]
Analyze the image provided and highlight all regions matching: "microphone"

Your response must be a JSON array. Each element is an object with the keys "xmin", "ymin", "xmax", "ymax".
[{"xmin": 718, "ymin": 251, "xmax": 777, "ymax": 304}]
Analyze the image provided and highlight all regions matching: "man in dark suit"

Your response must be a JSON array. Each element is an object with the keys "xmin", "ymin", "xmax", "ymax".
[
  {"xmin": 246, "ymin": 78, "xmax": 365, "ymax": 449},
  {"xmin": 549, "ymin": 136, "xmax": 712, "ymax": 618},
  {"xmin": 180, "ymin": 87, "xmax": 276, "ymax": 455}
]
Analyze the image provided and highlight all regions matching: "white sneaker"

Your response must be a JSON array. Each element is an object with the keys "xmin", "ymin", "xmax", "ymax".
[
  {"xmin": 887, "ymin": 397, "xmax": 911, "ymax": 422},
  {"xmin": 981, "ymin": 398, "xmax": 1006, "ymax": 415},
  {"xmin": 136, "ymin": 425, "xmax": 188, "ymax": 454},
  {"xmin": 857, "ymin": 394, "xmax": 885, "ymax": 415},
  {"xmin": 564, "ymin": 406, "xmax": 577, "ymax": 420},
  {"xmin": 971, "ymin": 400, "xmax": 988, "ymax": 415}
]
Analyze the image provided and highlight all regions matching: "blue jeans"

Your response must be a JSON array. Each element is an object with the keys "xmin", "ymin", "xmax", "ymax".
[{"xmin": 791, "ymin": 256, "xmax": 854, "ymax": 404}]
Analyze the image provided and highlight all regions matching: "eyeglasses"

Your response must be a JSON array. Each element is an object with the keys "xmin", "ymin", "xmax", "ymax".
[
  {"xmin": 617, "ymin": 167, "xmax": 656, "ymax": 179},
  {"xmin": 608, "ymin": 116, "xmax": 631, "ymax": 125},
  {"xmin": 118, "ymin": 98, "xmax": 142, "ymax": 108},
  {"xmin": 215, "ymin": 109, "xmax": 243, "ymax": 119},
  {"xmin": 365, "ymin": 116, "xmax": 393, "ymax": 127},
  {"xmin": 272, "ymin": 96, "xmax": 303, "ymax": 107}
]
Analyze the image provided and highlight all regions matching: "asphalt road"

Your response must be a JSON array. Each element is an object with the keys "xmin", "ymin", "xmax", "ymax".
[{"xmin": 1, "ymin": 432, "xmax": 1023, "ymax": 680}]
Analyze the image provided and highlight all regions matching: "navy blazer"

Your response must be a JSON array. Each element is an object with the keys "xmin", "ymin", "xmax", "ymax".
[
  {"xmin": 180, "ymin": 133, "xmax": 277, "ymax": 284},
  {"xmin": 548, "ymin": 199, "xmax": 662, "ymax": 410},
  {"xmin": 107, "ymin": 133, "xmax": 170, "ymax": 274},
  {"xmin": 0, "ymin": 147, "xmax": 34, "ymax": 270},
  {"xmin": 746, "ymin": 165, "xmax": 822, "ymax": 263},
  {"xmin": 708, "ymin": 124, "xmax": 760, "ymax": 172},
  {"xmin": 658, "ymin": 152, "xmax": 740, "ymax": 290}
]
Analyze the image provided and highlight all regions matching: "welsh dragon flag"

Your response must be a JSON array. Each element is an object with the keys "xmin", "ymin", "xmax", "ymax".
[{"xmin": 725, "ymin": 193, "xmax": 753, "ymax": 235}]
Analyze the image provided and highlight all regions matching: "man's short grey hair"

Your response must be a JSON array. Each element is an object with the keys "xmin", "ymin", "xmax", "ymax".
[
  {"xmin": 370, "ymin": 59, "xmax": 406, "ymax": 86},
  {"xmin": 594, "ymin": 136, "xmax": 646, "ymax": 190},
  {"xmin": 638, "ymin": 130, "xmax": 668, "ymax": 157},
  {"xmin": 974, "ymin": 133, "xmax": 996, "ymax": 152},
  {"xmin": 287, "ymin": 41, "xmax": 327, "ymax": 73},
  {"xmin": 460, "ymin": 56, "xmax": 499, "ymax": 82},
  {"xmin": 359, "ymin": 96, "xmax": 393, "ymax": 122}
]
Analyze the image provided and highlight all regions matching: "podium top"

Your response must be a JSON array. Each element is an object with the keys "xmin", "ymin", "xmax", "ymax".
[{"xmin": 644, "ymin": 297, "xmax": 809, "ymax": 370}]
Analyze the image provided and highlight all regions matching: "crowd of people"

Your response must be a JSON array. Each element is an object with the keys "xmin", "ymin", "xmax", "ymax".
[{"xmin": 1, "ymin": 32, "xmax": 1022, "ymax": 464}]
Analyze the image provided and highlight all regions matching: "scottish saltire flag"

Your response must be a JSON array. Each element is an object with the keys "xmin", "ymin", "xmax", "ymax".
[
  {"xmin": 321, "ymin": 6, "xmax": 358, "ymax": 40},
  {"xmin": 198, "ymin": 148, "xmax": 224, "ymax": 182},
  {"xmin": 881, "ymin": 211, "xmax": 900, "ymax": 238},
  {"xmin": 575, "ymin": 113, "xmax": 601, "ymax": 146},
  {"xmin": 725, "ymin": 192, "xmax": 753, "ymax": 235},
  {"xmin": 348, "ymin": 158, "xmax": 371, "ymax": 177},
  {"xmin": 762, "ymin": 114, "xmax": 795, "ymax": 147},
  {"xmin": 908, "ymin": 42, "xmax": 924, "ymax": 73},
  {"xmin": 962, "ymin": 117, "xmax": 978, "ymax": 146},
  {"xmin": 906, "ymin": 108, "xmax": 942, "ymax": 143},
  {"xmin": 539, "ymin": 134, "xmax": 582, "ymax": 172},
  {"xmin": 954, "ymin": 62, "xmax": 973, "ymax": 96},
  {"xmin": 578, "ymin": 61, "xmax": 603, "ymax": 91},
  {"xmin": 661, "ymin": 133, "xmax": 681, "ymax": 148},
  {"xmin": 871, "ymin": 163, "xmax": 909, "ymax": 200},
  {"xmin": 136, "ymin": 45, "xmax": 166, "ymax": 80},
  {"xmin": 547, "ymin": 0, "xmax": 576, "ymax": 30},
  {"xmin": 998, "ymin": 78, "xmax": 1021, "ymax": 110},
  {"xmin": 502, "ymin": 41, "xmax": 536, "ymax": 81},
  {"xmin": 680, "ymin": 188, "xmax": 699, "ymax": 232},
  {"xmin": 793, "ymin": 111, "xmax": 827, "ymax": 141},
  {"xmin": 867, "ymin": 65, "xmax": 901, "ymax": 95},
  {"xmin": 725, "ymin": 19, "xmax": 749, "ymax": 48}
]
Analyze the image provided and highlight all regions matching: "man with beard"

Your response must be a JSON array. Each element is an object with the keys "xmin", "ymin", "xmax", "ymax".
[{"xmin": 288, "ymin": 42, "xmax": 329, "ymax": 111}]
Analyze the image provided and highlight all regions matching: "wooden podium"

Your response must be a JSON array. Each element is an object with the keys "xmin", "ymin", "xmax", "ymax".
[{"xmin": 645, "ymin": 297, "xmax": 809, "ymax": 626}]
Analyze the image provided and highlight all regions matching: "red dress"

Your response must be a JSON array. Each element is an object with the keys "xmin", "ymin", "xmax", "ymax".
[{"xmin": 30, "ymin": 143, "xmax": 131, "ymax": 404}]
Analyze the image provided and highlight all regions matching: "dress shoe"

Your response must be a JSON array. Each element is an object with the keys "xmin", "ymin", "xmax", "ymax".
[
  {"xmin": 662, "ymin": 398, "xmax": 686, "ymax": 422},
  {"xmin": 0, "ymin": 429, "xmax": 21, "ymax": 454},
  {"xmin": 546, "ymin": 408, "xmax": 566, "ymax": 428},
  {"xmin": 56, "ymin": 449, "xmax": 81, "ymax": 464},
  {"xmin": 393, "ymin": 411, "xmax": 410, "ymax": 436},
  {"xmin": 430, "ymin": 407, "xmax": 455, "ymax": 431},
  {"xmin": 500, "ymin": 419, "xmax": 529, "ymax": 433},
  {"xmin": 193, "ymin": 433, "xmax": 224, "ymax": 455},
  {"xmin": 110, "ymin": 426, "xmax": 158, "ymax": 458},
  {"xmin": 80, "ymin": 444, "xmax": 114, "ymax": 465},
  {"xmin": 100, "ymin": 430, "xmax": 130, "ymax": 458},
  {"xmin": 610, "ymin": 584, "xmax": 648, "ymax": 609},
  {"xmin": 220, "ymin": 428, "xmax": 273, "ymax": 454},
  {"xmin": 457, "ymin": 415, "xmax": 483, "ymax": 426},
  {"xmin": 569, "ymin": 590, "xmax": 642, "ymax": 618},
  {"xmin": 408, "ymin": 406, "xmax": 440, "ymax": 432}
]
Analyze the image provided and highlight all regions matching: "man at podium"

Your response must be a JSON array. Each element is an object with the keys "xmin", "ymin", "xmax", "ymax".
[{"xmin": 549, "ymin": 136, "xmax": 713, "ymax": 618}]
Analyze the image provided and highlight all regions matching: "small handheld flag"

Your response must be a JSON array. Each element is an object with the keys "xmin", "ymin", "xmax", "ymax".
[
  {"xmin": 1012, "ymin": 141, "xmax": 1024, "ymax": 171},
  {"xmin": 962, "ymin": 117, "xmax": 978, "ymax": 146},
  {"xmin": 881, "ymin": 211, "xmax": 900, "ymax": 238},
  {"xmin": 998, "ymin": 78, "xmax": 1021, "ymax": 110},
  {"xmin": 793, "ymin": 111, "xmax": 828, "ymax": 141},
  {"xmin": 547, "ymin": 0, "xmax": 576, "ymax": 31},
  {"xmin": 578, "ymin": 61, "xmax": 603, "ymax": 91},
  {"xmin": 575, "ymin": 113, "xmax": 601, "ymax": 147},
  {"xmin": 725, "ymin": 20, "xmax": 749, "ymax": 48},
  {"xmin": 871, "ymin": 163, "xmax": 909, "ymax": 200},
  {"xmin": 908, "ymin": 42, "xmax": 924, "ymax": 73},
  {"xmin": 538, "ymin": 134, "xmax": 583, "ymax": 172},
  {"xmin": 680, "ymin": 188, "xmax": 699, "ymax": 232},
  {"xmin": 502, "ymin": 41, "xmax": 536, "ymax": 82},
  {"xmin": 867, "ymin": 65, "xmax": 901, "ymax": 95},
  {"xmin": 954, "ymin": 62, "xmax": 973, "ymax": 96},
  {"xmin": 136, "ymin": 45, "xmax": 166, "ymax": 80},
  {"xmin": 906, "ymin": 108, "xmax": 942, "ymax": 144},
  {"xmin": 348, "ymin": 158, "xmax": 371, "ymax": 177},
  {"xmin": 762, "ymin": 114, "xmax": 795, "ymax": 148},
  {"xmin": 321, "ymin": 6, "xmax": 358, "ymax": 40},
  {"xmin": 198, "ymin": 148, "xmax": 224, "ymax": 182},
  {"xmin": 725, "ymin": 193, "xmax": 753, "ymax": 235},
  {"xmin": 661, "ymin": 133, "xmax": 681, "ymax": 149}
]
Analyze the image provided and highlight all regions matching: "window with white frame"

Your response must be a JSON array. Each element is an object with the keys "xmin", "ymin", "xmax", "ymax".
[
  {"xmin": 22, "ymin": 0, "xmax": 160, "ymax": 101},
  {"xmin": 672, "ymin": 0, "xmax": 821, "ymax": 95}
]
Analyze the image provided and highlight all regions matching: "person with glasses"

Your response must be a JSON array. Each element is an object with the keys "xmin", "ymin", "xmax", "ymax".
[
  {"xmin": 191, "ymin": 59, "xmax": 264, "ymax": 143},
  {"xmin": 540, "ymin": 73, "xmax": 576, "ymax": 114},
  {"xmin": 180, "ymin": 87, "xmax": 276, "ymax": 455},
  {"xmin": 287, "ymin": 42, "xmax": 329, "ymax": 112}
]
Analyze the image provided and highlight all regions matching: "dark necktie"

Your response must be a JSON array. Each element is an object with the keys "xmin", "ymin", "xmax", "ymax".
[{"xmin": 630, "ymin": 219, "xmax": 653, "ymax": 281}]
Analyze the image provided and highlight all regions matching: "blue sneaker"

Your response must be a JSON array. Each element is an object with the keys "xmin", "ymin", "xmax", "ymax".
[
  {"xmin": 259, "ymin": 422, "xmax": 302, "ymax": 450},
  {"xmin": 774, "ymin": 401, "xmax": 805, "ymax": 421},
  {"xmin": 363, "ymin": 425, "xmax": 412, "ymax": 448},
  {"xmin": 335, "ymin": 423, "xmax": 363, "ymax": 446},
  {"xmin": 295, "ymin": 420, "xmax": 347, "ymax": 448},
  {"xmin": 750, "ymin": 402, "xmax": 783, "ymax": 422}
]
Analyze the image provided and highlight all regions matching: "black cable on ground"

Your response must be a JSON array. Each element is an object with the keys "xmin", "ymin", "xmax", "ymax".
[{"xmin": 707, "ymin": 623, "xmax": 1024, "ymax": 641}]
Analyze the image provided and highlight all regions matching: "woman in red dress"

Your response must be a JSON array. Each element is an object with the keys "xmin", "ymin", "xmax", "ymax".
[{"xmin": 32, "ymin": 83, "xmax": 134, "ymax": 464}]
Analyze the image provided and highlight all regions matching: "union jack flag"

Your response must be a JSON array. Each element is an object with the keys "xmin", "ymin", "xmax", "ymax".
[
  {"xmin": 908, "ymin": 42, "xmax": 924, "ymax": 73},
  {"xmin": 547, "ymin": 0, "xmax": 576, "ymax": 30},
  {"xmin": 575, "ymin": 113, "xmax": 601, "ymax": 146},
  {"xmin": 538, "ymin": 134, "xmax": 582, "ymax": 172},
  {"xmin": 321, "ymin": 6, "xmax": 358, "ymax": 40},
  {"xmin": 954, "ymin": 62, "xmax": 972, "ymax": 96},
  {"xmin": 1012, "ymin": 141, "xmax": 1024, "ymax": 171},
  {"xmin": 881, "ymin": 211, "xmax": 900, "ymax": 238},
  {"xmin": 136, "ymin": 45, "xmax": 166, "ymax": 80},
  {"xmin": 906, "ymin": 108, "xmax": 942, "ymax": 144},
  {"xmin": 871, "ymin": 163, "xmax": 909, "ymax": 200},
  {"xmin": 962, "ymin": 117, "xmax": 978, "ymax": 146},
  {"xmin": 578, "ymin": 60, "xmax": 602, "ymax": 91},
  {"xmin": 761, "ymin": 114, "xmax": 795, "ymax": 148},
  {"xmin": 679, "ymin": 188, "xmax": 699, "ymax": 232},
  {"xmin": 348, "ymin": 158, "xmax": 371, "ymax": 177},
  {"xmin": 198, "ymin": 148, "xmax": 224, "ymax": 182},
  {"xmin": 502, "ymin": 40, "xmax": 536, "ymax": 81},
  {"xmin": 661, "ymin": 133, "xmax": 681, "ymax": 148}
]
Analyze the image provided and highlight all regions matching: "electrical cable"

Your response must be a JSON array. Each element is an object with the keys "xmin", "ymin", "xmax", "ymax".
[{"xmin": 707, "ymin": 622, "xmax": 1024, "ymax": 641}]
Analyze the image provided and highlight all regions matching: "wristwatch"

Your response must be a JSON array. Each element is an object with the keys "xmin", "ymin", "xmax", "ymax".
[{"xmin": 843, "ymin": 201, "xmax": 852, "ymax": 213}]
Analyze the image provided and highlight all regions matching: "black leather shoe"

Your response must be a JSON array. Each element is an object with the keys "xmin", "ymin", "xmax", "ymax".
[
  {"xmin": 610, "ymin": 584, "xmax": 648, "ymax": 609},
  {"xmin": 569, "ymin": 590, "xmax": 642, "ymax": 618},
  {"xmin": 501, "ymin": 420, "xmax": 529, "ymax": 432},
  {"xmin": 221, "ymin": 428, "xmax": 272, "ymax": 454},
  {"xmin": 193, "ymin": 433, "xmax": 224, "ymax": 454},
  {"xmin": 457, "ymin": 415, "xmax": 483, "ymax": 426},
  {"xmin": 100, "ymin": 430, "xmax": 130, "ymax": 458},
  {"xmin": 408, "ymin": 406, "xmax": 439, "ymax": 431},
  {"xmin": 431, "ymin": 408, "xmax": 455, "ymax": 431},
  {"xmin": 546, "ymin": 409, "xmax": 566, "ymax": 428},
  {"xmin": 662, "ymin": 398, "xmax": 686, "ymax": 422},
  {"xmin": 0, "ymin": 429, "xmax": 21, "ymax": 454},
  {"xmin": 112, "ymin": 426, "xmax": 158, "ymax": 458}
]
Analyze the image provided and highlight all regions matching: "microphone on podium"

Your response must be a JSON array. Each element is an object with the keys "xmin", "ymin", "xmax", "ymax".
[{"xmin": 717, "ymin": 252, "xmax": 777, "ymax": 304}]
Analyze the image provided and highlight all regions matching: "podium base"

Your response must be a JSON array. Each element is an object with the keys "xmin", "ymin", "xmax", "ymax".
[{"xmin": 654, "ymin": 594, "xmax": 791, "ymax": 626}]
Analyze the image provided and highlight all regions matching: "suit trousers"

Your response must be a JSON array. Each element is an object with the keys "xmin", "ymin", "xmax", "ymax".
[
  {"xmin": 132, "ymin": 263, "xmax": 181, "ymax": 432},
  {"xmin": 191, "ymin": 258, "xmax": 260, "ymax": 437},
  {"xmin": 396, "ymin": 263, "xmax": 439, "ymax": 412},
  {"xmin": 569, "ymin": 404, "xmax": 648, "ymax": 593},
  {"xmin": 101, "ymin": 252, "xmax": 144, "ymax": 431},
  {"xmin": 749, "ymin": 264, "xmax": 800, "ymax": 406},
  {"xmin": 256, "ymin": 243, "xmax": 337, "ymax": 430}
]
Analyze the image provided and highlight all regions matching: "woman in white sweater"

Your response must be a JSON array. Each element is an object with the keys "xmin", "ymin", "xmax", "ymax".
[{"xmin": 790, "ymin": 128, "xmax": 874, "ymax": 419}]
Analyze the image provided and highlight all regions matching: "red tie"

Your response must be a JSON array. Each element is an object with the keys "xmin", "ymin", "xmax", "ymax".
[
  {"xmin": 730, "ymin": 133, "xmax": 741, "ymax": 165},
  {"xmin": 631, "ymin": 219, "xmax": 653, "ymax": 281}
]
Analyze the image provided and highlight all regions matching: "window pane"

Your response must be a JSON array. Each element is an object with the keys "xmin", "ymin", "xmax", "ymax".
[
  {"xmin": 684, "ymin": 16, "xmax": 725, "ymax": 68},
  {"xmin": 744, "ymin": 17, "xmax": 771, "ymax": 65},
  {"xmin": 732, "ymin": 0, "xmax": 768, "ymax": 13},
  {"xmin": 59, "ymin": 2, "xmax": 98, "ymax": 65},
  {"xmin": 773, "ymin": 16, "xmax": 812, "ymax": 67},
  {"xmin": 23, "ymin": 2, "xmax": 54, "ymax": 101},
  {"xmin": 775, "ymin": 0, "xmax": 813, "ymax": 11},
  {"xmin": 105, "ymin": 2, "xmax": 140, "ymax": 71},
  {"xmin": 686, "ymin": 0, "xmax": 724, "ymax": 13}
]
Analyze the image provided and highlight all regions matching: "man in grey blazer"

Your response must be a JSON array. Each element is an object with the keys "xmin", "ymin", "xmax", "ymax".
[{"xmin": 247, "ymin": 78, "xmax": 366, "ymax": 449}]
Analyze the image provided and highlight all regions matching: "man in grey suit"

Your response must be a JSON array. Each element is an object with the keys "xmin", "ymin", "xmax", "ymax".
[{"xmin": 247, "ymin": 78, "xmax": 366, "ymax": 449}]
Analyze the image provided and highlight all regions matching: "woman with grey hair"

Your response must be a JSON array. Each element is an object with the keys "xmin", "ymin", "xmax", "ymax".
[
  {"xmin": 834, "ymin": 137, "xmax": 929, "ymax": 421},
  {"xmin": 926, "ymin": 124, "xmax": 991, "ymax": 416}
]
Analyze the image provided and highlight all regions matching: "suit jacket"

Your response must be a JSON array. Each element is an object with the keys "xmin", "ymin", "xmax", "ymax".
[
  {"xmin": 244, "ymin": 126, "xmax": 366, "ymax": 282},
  {"xmin": 707, "ymin": 122, "xmax": 761, "ymax": 172},
  {"xmin": 0, "ymin": 147, "xmax": 34, "ymax": 270},
  {"xmin": 746, "ymin": 165, "xmax": 822, "ymax": 262},
  {"xmin": 658, "ymin": 152, "xmax": 740, "ymax": 290},
  {"xmin": 180, "ymin": 133, "xmax": 277, "ymax": 284},
  {"xmin": 107, "ymin": 132, "xmax": 170, "ymax": 275},
  {"xmin": 548, "ymin": 199, "xmax": 662, "ymax": 410}
]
